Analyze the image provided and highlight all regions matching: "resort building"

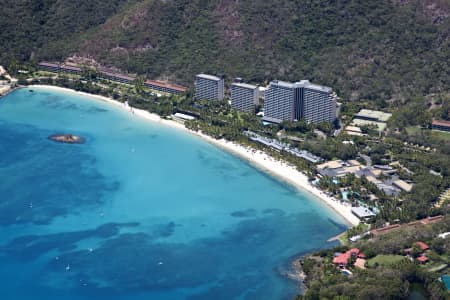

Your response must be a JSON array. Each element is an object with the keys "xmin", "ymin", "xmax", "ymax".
[
  {"xmin": 301, "ymin": 80, "xmax": 336, "ymax": 124},
  {"xmin": 38, "ymin": 61, "xmax": 82, "ymax": 74},
  {"xmin": 263, "ymin": 80, "xmax": 296, "ymax": 123},
  {"xmin": 393, "ymin": 179, "xmax": 413, "ymax": 193},
  {"xmin": 61, "ymin": 63, "xmax": 82, "ymax": 74},
  {"xmin": 194, "ymin": 74, "xmax": 224, "ymax": 101},
  {"xmin": 432, "ymin": 120, "xmax": 450, "ymax": 132},
  {"xmin": 333, "ymin": 248, "xmax": 365, "ymax": 268},
  {"xmin": 38, "ymin": 62, "xmax": 61, "ymax": 72},
  {"xmin": 98, "ymin": 70, "xmax": 136, "ymax": 84},
  {"xmin": 351, "ymin": 207, "xmax": 376, "ymax": 220},
  {"xmin": 243, "ymin": 131, "xmax": 323, "ymax": 163},
  {"xmin": 263, "ymin": 80, "xmax": 336, "ymax": 124},
  {"xmin": 230, "ymin": 82, "xmax": 259, "ymax": 113},
  {"xmin": 172, "ymin": 112, "xmax": 196, "ymax": 123},
  {"xmin": 144, "ymin": 80, "xmax": 187, "ymax": 95},
  {"xmin": 350, "ymin": 109, "xmax": 392, "ymax": 132}
]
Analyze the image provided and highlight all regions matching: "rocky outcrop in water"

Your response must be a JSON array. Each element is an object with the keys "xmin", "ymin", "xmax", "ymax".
[{"xmin": 48, "ymin": 134, "xmax": 85, "ymax": 144}]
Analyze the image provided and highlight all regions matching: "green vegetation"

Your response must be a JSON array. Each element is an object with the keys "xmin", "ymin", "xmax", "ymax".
[
  {"xmin": 1, "ymin": 0, "xmax": 449, "ymax": 104},
  {"xmin": 366, "ymin": 255, "xmax": 408, "ymax": 268},
  {"xmin": 298, "ymin": 217, "xmax": 450, "ymax": 300},
  {"xmin": 0, "ymin": 0, "xmax": 134, "ymax": 62}
]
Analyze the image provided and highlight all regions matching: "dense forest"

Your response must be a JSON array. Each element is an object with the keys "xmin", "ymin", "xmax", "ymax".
[{"xmin": 0, "ymin": 0, "xmax": 449, "ymax": 103}]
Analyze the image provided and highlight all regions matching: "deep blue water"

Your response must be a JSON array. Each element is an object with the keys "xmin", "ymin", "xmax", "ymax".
[{"xmin": 0, "ymin": 87, "xmax": 347, "ymax": 300}]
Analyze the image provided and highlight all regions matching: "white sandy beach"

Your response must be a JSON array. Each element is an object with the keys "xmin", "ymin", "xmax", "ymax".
[{"xmin": 28, "ymin": 85, "xmax": 360, "ymax": 226}]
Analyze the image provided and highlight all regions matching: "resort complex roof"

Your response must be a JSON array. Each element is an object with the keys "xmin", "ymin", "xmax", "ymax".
[
  {"xmin": 196, "ymin": 74, "xmax": 222, "ymax": 81},
  {"xmin": 354, "ymin": 258, "xmax": 366, "ymax": 269},
  {"xmin": 370, "ymin": 216, "xmax": 444, "ymax": 237},
  {"xmin": 333, "ymin": 253, "xmax": 350, "ymax": 265},
  {"xmin": 38, "ymin": 61, "xmax": 60, "ymax": 68},
  {"xmin": 415, "ymin": 242, "xmax": 430, "ymax": 251},
  {"xmin": 99, "ymin": 70, "xmax": 136, "ymax": 81},
  {"xmin": 351, "ymin": 207, "xmax": 376, "ymax": 219},
  {"xmin": 232, "ymin": 82, "xmax": 258, "ymax": 90},
  {"xmin": 145, "ymin": 80, "xmax": 187, "ymax": 92},
  {"xmin": 393, "ymin": 179, "xmax": 413, "ymax": 192},
  {"xmin": 317, "ymin": 160, "xmax": 344, "ymax": 170},
  {"xmin": 417, "ymin": 256, "xmax": 428, "ymax": 263},
  {"xmin": 432, "ymin": 120, "xmax": 450, "ymax": 127},
  {"xmin": 355, "ymin": 109, "xmax": 392, "ymax": 122},
  {"xmin": 333, "ymin": 248, "xmax": 361, "ymax": 266},
  {"xmin": 351, "ymin": 119, "xmax": 387, "ymax": 131},
  {"xmin": 173, "ymin": 113, "xmax": 196, "ymax": 121},
  {"xmin": 243, "ymin": 131, "xmax": 322, "ymax": 163}
]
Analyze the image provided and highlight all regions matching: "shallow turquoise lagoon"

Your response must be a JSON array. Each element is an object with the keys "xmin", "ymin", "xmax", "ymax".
[{"xmin": 0, "ymin": 87, "xmax": 347, "ymax": 299}]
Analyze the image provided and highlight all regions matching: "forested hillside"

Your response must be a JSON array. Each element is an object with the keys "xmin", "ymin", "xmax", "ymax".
[
  {"xmin": 1, "ymin": 0, "xmax": 449, "ymax": 102},
  {"xmin": 0, "ymin": 0, "xmax": 133, "ymax": 61}
]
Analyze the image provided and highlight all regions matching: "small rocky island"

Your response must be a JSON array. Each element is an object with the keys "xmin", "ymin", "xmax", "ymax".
[{"xmin": 48, "ymin": 134, "xmax": 85, "ymax": 144}]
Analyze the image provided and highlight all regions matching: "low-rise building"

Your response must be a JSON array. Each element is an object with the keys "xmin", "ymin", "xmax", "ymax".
[
  {"xmin": 355, "ymin": 109, "xmax": 392, "ymax": 122},
  {"xmin": 98, "ymin": 70, "xmax": 136, "ymax": 83},
  {"xmin": 432, "ymin": 120, "xmax": 450, "ymax": 132},
  {"xmin": 344, "ymin": 125, "xmax": 364, "ymax": 136},
  {"xmin": 244, "ymin": 131, "xmax": 323, "ymax": 163},
  {"xmin": 38, "ymin": 62, "xmax": 61, "ymax": 72},
  {"xmin": 350, "ymin": 109, "xmax": 392, "ymax": 132},
  {"xmin": 351, "ymin": 207, "xmax": 376, "ymax": 220},
  {"xmin": 393, "ymin": 179, "xmax": 413, "ymax": 193},
  {"xmin": 144, "ymin": 80, "xmax": 187, "ymax": 95},
  {"xmin": 172, "ymin": 113, "xmax": 196, "ymax": 123}
]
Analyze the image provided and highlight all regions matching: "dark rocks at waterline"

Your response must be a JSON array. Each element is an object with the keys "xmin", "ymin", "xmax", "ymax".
[{"xmin": 48, "ymin": 133, "xmax": 85, "ymax": 144}]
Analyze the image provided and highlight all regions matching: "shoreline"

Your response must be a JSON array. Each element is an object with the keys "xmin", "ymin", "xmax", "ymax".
[{"xmin": 26, "ymin": 84, "xmax": 360, "ymax": 226}]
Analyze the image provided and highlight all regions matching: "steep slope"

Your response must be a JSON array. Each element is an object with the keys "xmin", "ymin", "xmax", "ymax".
[
  {"xmin": 1, "ymin": 0, "xmax": 449, "ymax": 102},
  {"xmin": 0, "ymin": 0, "xmax": 133, "ymax": 61}
]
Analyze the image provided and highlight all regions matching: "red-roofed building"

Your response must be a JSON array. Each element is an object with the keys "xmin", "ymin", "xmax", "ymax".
[
  {"xmin": 333, "ymin": 252, "xmax": 350, "ymax": 267},
  {"xmin": 349, "ymin": 248, "xmax": 360, "ymax": 256},
  {"xmin": 38, "ymin": 61, "xmax": 61, "ymax": 72},
  {"xmin": 415, "ymin": 242, "xmax": 430, "ymax": 251},
  {"xmin": 432, "ymin": 120, "xmax": 450, "ymax": 132},
  {"xmin": 144, "ymin": 80, "xmax": 187, "ymax": 95},
  {"xmin": 333, "ymin": 248, "xmax": 361, "ymax": 267},
  {"xmin": 417, "ymin": 256, "xmax": 428, "ymax": 263},
  {"xmin": 357, "ymin": 252, "xmax": 366, "ymax": 259}
]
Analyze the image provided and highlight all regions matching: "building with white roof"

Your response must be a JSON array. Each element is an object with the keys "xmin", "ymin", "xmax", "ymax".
[
  {"xmin": 194, "ymin": 74, "xmax": 224, "ymax": 101},
  {"xmin": 231, "ymin": 82, "xmax": 259, "ymax": 113},
  {"xmin": 263, "ymin": 80, "xmax": 336, "ymax": 124},
  {"xmin": 351, "ymin": 207, "xmax": 376, "ymax": 220}
]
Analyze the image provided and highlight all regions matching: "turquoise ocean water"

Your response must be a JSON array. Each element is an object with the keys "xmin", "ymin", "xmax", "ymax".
[{"xmin": 0, "ymin": 87, "xmax": 347, "ymax": 299}]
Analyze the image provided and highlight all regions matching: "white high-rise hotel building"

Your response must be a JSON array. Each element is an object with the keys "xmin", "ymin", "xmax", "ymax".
[
  {"xmin": 263, "ymin": 80, "xmax": 336, "ymax": 124},
  {"xmin": 194, "ymin": 74, "xmax": 224, "ymax": 101},
  {"xmin": 230, "ymin": 82, "xmax": 259, "ymax": 113}
]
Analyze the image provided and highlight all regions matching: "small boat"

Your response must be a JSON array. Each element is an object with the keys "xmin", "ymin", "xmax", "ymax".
[{"xmin": 65, "ymin": 264, "xmax": 70, "ymax": 271}]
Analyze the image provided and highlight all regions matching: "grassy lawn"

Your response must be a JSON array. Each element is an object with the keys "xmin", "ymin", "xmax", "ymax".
[
  {"xmin": 428, "ymin": 264, "xmax": 447, "ymax": 272},
  {"xmin": 406, "ymin": 126, "xmax": 450, "ymax": 142},
  {"xmin": 432, "ymin": 130, "xmax": 450, "ymax": 141},
  {"xmin": 367, "ymin": 255, "xmax": 407, "ymax": 267},
  {"xmin": 405, "ymin": 126, "xmax": 422, "ymax": 135}
]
